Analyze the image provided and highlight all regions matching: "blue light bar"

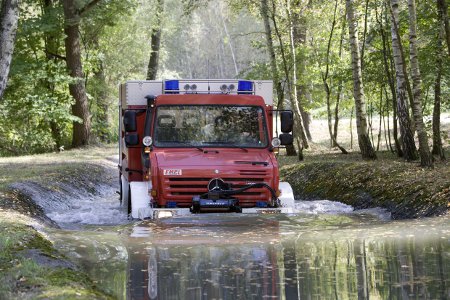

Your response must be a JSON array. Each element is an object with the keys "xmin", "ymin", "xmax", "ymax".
[
  {"xmin": 237, "ymin": 80, "xmax": 253, "ymax": 94},
  {"xmin": 164, "ymin": 80, "xmax": 179, "ymax": 94}
]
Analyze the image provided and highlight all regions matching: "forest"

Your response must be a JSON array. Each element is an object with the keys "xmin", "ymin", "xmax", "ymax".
[{"xmin": 0, "ymin": 0, "xmax": 449, "ymax": 166}]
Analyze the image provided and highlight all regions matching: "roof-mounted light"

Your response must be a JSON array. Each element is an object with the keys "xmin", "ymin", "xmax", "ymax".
[
  {"xmin": 220, "ymin": 84, "xmax": 228, "ymax": 93},
  {"xmin": 220, "ymin": 84, "xmax": 237, "ymax": 94},
  {"xmin": 238, "ymin": 80, "xmax": 253, "ymax": 94},
  {"xmin": 183, "ymin": 83, "xmax": 197, "ymax": 93}
]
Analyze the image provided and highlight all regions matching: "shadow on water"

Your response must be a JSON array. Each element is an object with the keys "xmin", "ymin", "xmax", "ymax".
[{"xmin": 46, "ymin": 209, "xmax": 450, "ymax": 300}]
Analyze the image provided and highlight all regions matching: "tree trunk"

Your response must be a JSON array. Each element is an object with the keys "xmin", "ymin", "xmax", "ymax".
[
  {"xmin": 260, "ymin": 0, "xmax": 284, "ymax": 109},
  {"xmin": 93, "ymin": 51, "xmax": 110, "ymax": 142},
  {"xmin": 383, "ymin": 86, "xmax": 394, "ymax": 152},
  {"xmin": 324, "ymin": 0, "xmax": 338, "ymax": 148},
  {"xmin": 377, "ymin": 86, "xmax": 382, "ymax": 151},
  {"xmin": 43, "ymin": 0, "xmax": 63, "ymax": 150},
  {"xmin": 271, "ymin": 0, "xmax": 307, "ymax": 156},
  {"xmin": 388, "ymin": 0, "xmax": 418, "ymax": 161},
  {"xmin": 0, "ymin": 0, "xmax": 19, "ymax": 100},
  {"xmin": 433, "ymin": 0, "xmax": 446, "ymax": 160},
  {"xmin": 346, "ymin": 0, "xmax": 376, "ymax": 159},
  {"xmin": 282, "ymin": 0, "xmax": 309, "ymax": 152},
  {"xmin": 378, "ymin": 3, "xmax": 403, "ymax": 156},
  {"xmin": 360, "ymin": 0, "xmax": 369, "ymax": 70},
  {"xmin": 261, "ymin": 0, "xmax": 295, "ymax": 156},
  {"xmin": 333, "ymin": 15, "xmax": 346, "ymax": 146},
  {"xmin": 292, "ymin": 0, "xmax": 313, "ymax": 142},
  {"xmin": 323, "ymin": 0, "xmax": 347, "ymax": 154},
  {"xmin": 350, "ymin": 106, "xmax": 354, "ymax": 149},
  {"xmin": 437, "ymin": 0, "xmax": 450, "ymax": 57},
  {"xmin": 146, "ymin": 0, "xmax": 164, "ymax": 80},
  {"xmin": 62, "ymin": 0, "xmax": 91, "ymax": 147},
  {"xmin": 407, "ymin": 0, "xmax": 432, "ymax": 167},
  {"xmin": 221, "ymin": 12, "xmax": 239, "ymax": 76}
]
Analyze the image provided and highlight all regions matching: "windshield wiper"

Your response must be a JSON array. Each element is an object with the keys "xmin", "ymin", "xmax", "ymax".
[
  {"xmin": 227, "ymin": 143, "xmax": 248, "ymax": 152},
  {"xmin": 165, "ymin": 141, "xmax": 204, "ymax": 152},
  {"xmin": 228, "ymin": 143, "xmax": 248, "ymax": 152},
  {"xmin": 203, "ymin": 141, "xmax": 249, "ymax": 152}
]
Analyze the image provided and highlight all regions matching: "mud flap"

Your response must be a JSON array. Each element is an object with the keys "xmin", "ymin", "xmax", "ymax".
[
  {"xmin": 130, "ymin": 182, "xmax": 151, "ymax": 219},
  {"xmin": 121, "ymin": 175, "xmax": 129, "ymax": 207},
  {"xmin": 278, "ymin": 182, "xmax": 295, "ymax": 209}
]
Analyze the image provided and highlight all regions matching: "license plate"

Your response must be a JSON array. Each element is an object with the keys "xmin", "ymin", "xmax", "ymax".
[{"xmin": 163, "ymin": 169, "xmax": 182, "ymax": 176}]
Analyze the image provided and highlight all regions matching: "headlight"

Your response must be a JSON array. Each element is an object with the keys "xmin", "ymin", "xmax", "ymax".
[
  {"xmin": 271, "ymin": 137, "xmax": 281, "ymax": 147},
  {"xmin": 143, "ymin": 136, "xmax": 153, "ymax": 146}
]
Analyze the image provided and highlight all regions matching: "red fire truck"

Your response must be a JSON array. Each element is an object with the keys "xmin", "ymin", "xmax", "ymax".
[{"xmin": 119, "ymin": 79, "xmax": 295, "ymax": 219}]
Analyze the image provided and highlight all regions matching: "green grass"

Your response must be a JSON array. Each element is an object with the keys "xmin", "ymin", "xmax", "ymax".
[
  {"xmin": 0, "ymin": 145, "xmax": 117, "ymax": 190},
  {"xmin": 0, "ymin": 146, "xmax": 118, "ymax": 299},
  {"xmin": 0, "ymin": 212, "xmax": 112, "ymax": 299},
  {"xmin": 279, "ymin": 150, "xmax": 450, "ymax": 219}
]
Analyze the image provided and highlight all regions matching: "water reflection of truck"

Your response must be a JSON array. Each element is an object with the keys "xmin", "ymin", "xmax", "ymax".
[
  {"xmin": 126, "ymin": 215, "xmax": 284, "ymax": 299},
  {"xmin": 118, "ymin": 79, "xmax": 295, "ymax": 219}
]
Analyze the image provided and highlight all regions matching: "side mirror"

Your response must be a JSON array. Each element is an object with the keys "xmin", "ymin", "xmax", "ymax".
[
  {"xmin": 125, "ymin": 133, "xmax": 139, "ymax": 146},
  {"xmin": 123, "ymin": 110, "xmax": 137, "ymax": 132},
  {"xmin": 279, "ymin": 133, "xmax": 293, "ymax": 145},
  {"xmin": 280, "ymin": 111, "xmax": 293, "ymax": 133}
]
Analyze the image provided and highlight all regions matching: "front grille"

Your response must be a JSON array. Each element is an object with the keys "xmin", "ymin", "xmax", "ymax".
[{"xmin": 161, "ymin": 170, "xmax": 272, "ymax": 207}]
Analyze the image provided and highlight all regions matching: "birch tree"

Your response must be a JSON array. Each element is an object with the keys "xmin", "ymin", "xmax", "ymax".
[
  {"xmin": 271, "ymin": 0, "xmax": 308, "ymax": 157},
  {"xmin": 407, "ymin": 0, "xmax": 432, "ymax": 167},
  {"xmin": 388, "ymin": 0, "xmax": 417, "ymax": 161},
  {"xmin": 433, "ymin": 0, "xmax": 446, "ymax": 160},
  {"xmin": 377, "ymin": 3, "xmax": 403, "ymax": 156},
  {"xmin": 346, "ymin": 0, "xmax": 376, "ymax": 159},
  {"xmin": 0, "ymin": 0, "xmax": 19, "ymax": 100},
  {"xmin": 286, "ymin": 0, "xmax": 309, "ymax": 157},
  {"xmin": 260, "ymin": 0, "xmax": 284, "ymax": 109}
]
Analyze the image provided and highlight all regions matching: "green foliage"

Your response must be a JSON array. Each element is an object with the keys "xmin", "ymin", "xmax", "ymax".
[
  {"xmin": 0, "ymin": 1, "xmax": 75, "ymax": 154},
  {"xmin": 1, "ymin": 0, "xmax": 449, "ymax": 156}
]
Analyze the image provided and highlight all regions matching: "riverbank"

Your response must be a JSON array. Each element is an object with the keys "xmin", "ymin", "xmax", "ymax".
[
  {"xmin": 0, "ymin": 146, "xmax": 117, "ymax": 299},
  {"xmin": 279, "ymin": 151, "xmax": 450, "ymax": 219}
]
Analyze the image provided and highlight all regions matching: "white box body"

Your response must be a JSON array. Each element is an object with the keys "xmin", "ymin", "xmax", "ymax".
[{"xmin": 119, "ymin": 79, "xmax": 273, "ymax": 107}]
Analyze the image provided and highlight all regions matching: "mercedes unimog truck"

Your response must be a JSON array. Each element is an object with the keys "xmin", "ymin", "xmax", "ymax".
[{"xmin": 119, "ymin": 79, "xmax": 295, "ymax": 219}]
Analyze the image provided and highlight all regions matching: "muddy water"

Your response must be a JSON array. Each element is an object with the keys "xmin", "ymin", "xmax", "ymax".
[{"xmin": 39, "ymin": 190, "xmax": 450, "ymax": 300}]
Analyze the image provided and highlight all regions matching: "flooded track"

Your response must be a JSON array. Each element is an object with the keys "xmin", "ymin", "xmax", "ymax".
[{"xmin": 32, "ymin": 184, "xmax": 450, "ymax": 300}]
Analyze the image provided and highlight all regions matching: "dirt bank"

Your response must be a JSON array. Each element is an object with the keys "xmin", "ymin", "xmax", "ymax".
[
  {"xmin": 279, "ymin": 153, "xmax": 450, "ymax": 219},
  {"xmin": 0, "ymin": 146, "xmax": 117, "ymax": 299}
]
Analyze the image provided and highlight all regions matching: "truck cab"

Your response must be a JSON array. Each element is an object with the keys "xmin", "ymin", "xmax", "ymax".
[{"xmin": 119, "ymin": 79, "xmax": 295, "ymax": 219}]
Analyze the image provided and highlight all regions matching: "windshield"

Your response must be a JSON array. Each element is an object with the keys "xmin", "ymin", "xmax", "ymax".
[{"xmin": 153, "ymin": 105, "xmax": 268, "ymax": 148}]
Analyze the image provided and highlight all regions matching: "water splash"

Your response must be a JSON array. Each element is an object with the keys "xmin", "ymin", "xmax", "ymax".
[
  {"xmin": 11, "ymin": 181, "xmax": 129, "ymax": 229},
  {"xmin": 294, "ymin": 200, "xmax": 354, "ymax": 214},
  {"xmin": 294, "ymin": 200, "xmax": 391, "ymax": 220}
]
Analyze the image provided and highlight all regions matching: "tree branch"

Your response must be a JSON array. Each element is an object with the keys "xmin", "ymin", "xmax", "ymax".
[
  {"xmin": 0, "ymin": 137, "xmax": 19, "ymax": 155},
  {"xmin": 44, "ymin": 50, "xmax": 66, "ymax": 61},
  {"xmin": 78, "ymin": 0, "xmax": 103, "ymax": 17}
]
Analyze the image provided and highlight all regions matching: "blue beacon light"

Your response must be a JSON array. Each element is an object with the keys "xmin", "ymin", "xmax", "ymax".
[
  {"xmin": 164, "ymin": 80, "xmax": 179, "ymax": 94},
  {"xmin": 237, "ymin": 80, "xmax": 253, "ymax": 94}
]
